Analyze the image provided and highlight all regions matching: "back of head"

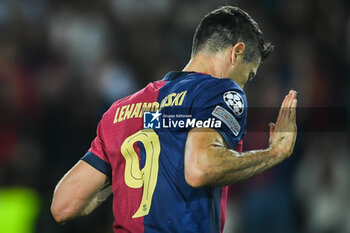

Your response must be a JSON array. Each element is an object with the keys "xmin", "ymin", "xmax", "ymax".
[{"xmin": 192, "ymin": 6, "xmax": 273, "ymax": 62}]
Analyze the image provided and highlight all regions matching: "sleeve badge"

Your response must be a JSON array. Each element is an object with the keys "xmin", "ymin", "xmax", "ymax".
[{"xmin": 223, "ymin": 91, "xmax": 244, "ymax": 116}]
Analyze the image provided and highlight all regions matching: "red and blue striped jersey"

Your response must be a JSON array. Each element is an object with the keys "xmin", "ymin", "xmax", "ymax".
[{"xmin": 82, "ymin": 71, "xmax": 247, "ymax": 233}]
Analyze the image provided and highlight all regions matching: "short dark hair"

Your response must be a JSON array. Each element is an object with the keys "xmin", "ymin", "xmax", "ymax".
[{"xmin": 191, "ymin": 6, "xmax": 273, "ymax": 62}]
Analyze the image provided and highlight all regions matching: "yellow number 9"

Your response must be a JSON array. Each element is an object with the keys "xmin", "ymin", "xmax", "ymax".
[{"xmin": 121, "ymin": 129, "xmax": 161, "ymax": 218}]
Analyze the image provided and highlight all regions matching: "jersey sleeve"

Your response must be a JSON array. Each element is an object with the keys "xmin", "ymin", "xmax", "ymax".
[
  {"xmin": 192, "ymin": 78, "xmax": 247, "ymax": 150},
  {"xmin": 81, "ymin": 114, "xmax": 112, "ymax": 179}
]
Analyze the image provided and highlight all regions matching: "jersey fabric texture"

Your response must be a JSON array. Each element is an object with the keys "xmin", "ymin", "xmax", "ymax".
[{"xmin": 81, "ymin": 71, "xmax": 247, "ymax": 233}]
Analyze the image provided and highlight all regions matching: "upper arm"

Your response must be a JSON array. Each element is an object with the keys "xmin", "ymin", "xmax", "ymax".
[
  {"xmin": 184, "ymin": 79, "xmax": 247, "ymax": 187},
  {"xmin": 191, "ymin": 79, "xmax": 247, "ymax": 150},
  {"xmin": 184, "ymin": 128, "xmax": 227, "ymax": 188},
  {"xmin": 51, "ymin": 160, "xmax": 109, "ymax": 223}
]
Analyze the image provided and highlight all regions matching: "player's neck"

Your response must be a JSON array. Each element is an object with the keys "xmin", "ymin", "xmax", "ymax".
[{"xmin": 183, "ymin": 53, "xmax": 229, "ymax": 79}]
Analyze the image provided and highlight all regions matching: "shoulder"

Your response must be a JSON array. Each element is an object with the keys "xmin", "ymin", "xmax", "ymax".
[
  {"xmin": 192, "ymin": 76, "xmax": 246, "ymax": 106},
  {"xmin": 189, "ymin": 74, "xmax": 245, "ymax": 95}
]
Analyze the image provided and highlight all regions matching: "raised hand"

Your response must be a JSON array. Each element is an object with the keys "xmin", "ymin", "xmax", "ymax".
[{"xmin": 269, "ymin": 90, "xmax": 297, "ymax": 158}]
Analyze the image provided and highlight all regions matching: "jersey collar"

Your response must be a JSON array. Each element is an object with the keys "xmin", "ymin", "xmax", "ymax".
[{"xmin": 162, "ymin": 71, "xmax": 196, "ymax": 81}]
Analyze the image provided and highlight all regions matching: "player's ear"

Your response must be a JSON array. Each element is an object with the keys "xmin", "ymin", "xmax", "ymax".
[{"xmin": 230, "ymin": 42, "xmax": 245, "ymax": 66}]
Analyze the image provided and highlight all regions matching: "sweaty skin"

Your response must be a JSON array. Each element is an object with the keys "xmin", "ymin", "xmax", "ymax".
[{"xmin": 185, "ymin": 91, "xmax": 297, "ymax": 187}]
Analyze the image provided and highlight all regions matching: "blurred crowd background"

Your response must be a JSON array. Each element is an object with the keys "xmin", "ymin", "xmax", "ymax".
[{"xmin": 0, "ymin": 0, "xmax": 349, "ymax": 232}]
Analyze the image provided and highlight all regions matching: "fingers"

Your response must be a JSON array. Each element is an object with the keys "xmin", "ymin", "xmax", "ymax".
[
  {"xmin": 286, "ymin": 91, "xmax": 295, "ymax": 108},
  {"xmin": 270, "ymin": 91, "xmax": 298, "ymax": 156},
  {"xmin": 276, "ymin": 95, "xmax": 288, "ymax": 126},
  {"xmin": 290, "ymin": 98, "xmax": 297, "ymax": 121},
  {"xmin": 277, "ymin": 91, "xmax": 293, "ymax": 122},
  {"xmin": 281, "ymin": 90, "xmax": 296, "ymax": 123},
  {"xmin": 276, "ymin": 90, "xmax": 297, "ymax": 131},
  {"xmin": 287, "ymin": 91, "xmax": 297, "ymax": 122}
]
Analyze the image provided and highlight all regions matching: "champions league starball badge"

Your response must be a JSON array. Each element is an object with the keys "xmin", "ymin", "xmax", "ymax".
[{"xmin": 223, "ymin": 91, "xmax": 244, "ymax": 116}]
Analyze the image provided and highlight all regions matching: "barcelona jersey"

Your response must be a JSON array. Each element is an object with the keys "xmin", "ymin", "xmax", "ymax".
[{"xmin": 82, "ymin": 71, "xmax": 247, "ymax": 233}]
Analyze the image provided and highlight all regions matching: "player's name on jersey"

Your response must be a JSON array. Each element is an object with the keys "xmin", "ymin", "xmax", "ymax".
[
  {"xmin": 159, "ymin": 91, "xmax": 187, "ymax": 109},
  {"xmin": 113, "ymin": 91, "xmax": 187, "ymax": 123}
]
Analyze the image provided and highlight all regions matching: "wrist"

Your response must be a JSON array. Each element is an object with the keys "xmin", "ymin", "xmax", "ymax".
[{"xmin": 267, "ymin": 145, "xmax": 286, "ymax": 159}]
